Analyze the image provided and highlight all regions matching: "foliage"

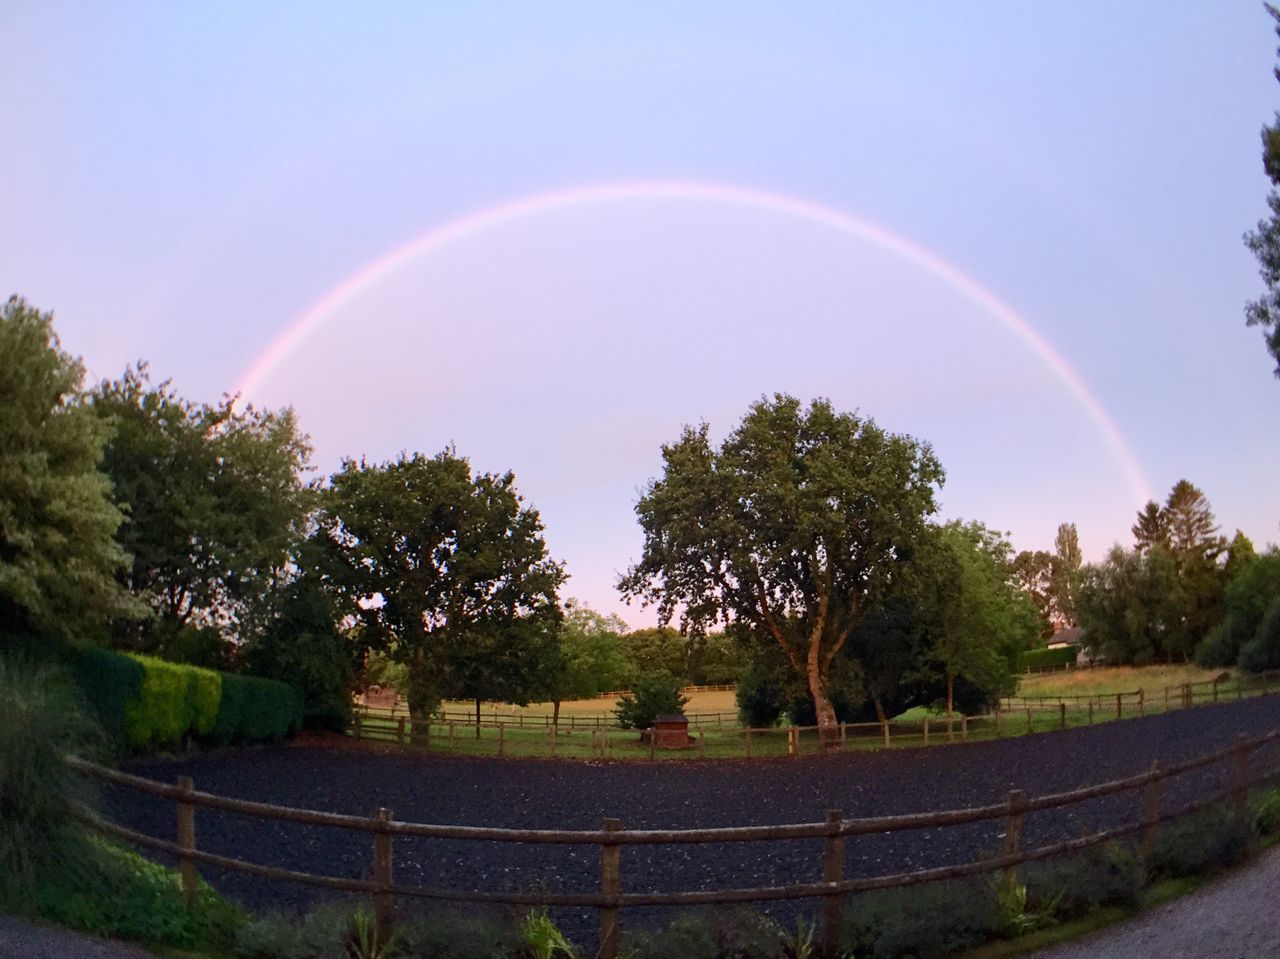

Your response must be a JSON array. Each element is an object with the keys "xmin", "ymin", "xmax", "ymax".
[
  {"xmin": 618, "ymin": 626, "xmax": 690, "ymax": 681},
  {"xmin": 34, "ymin": 836, "xmax": 244, "ymax": 950},
  {"xmin": 90, "ymin": 363, "xmax": 312, "ymax": 656},
  {"xmin": 210, "ymin": 673, "xmax": 303, "ymax": 744},
  {"xmin": 243, "ymin": 546, "xmax": 356, "ymax": 732},
  {"xmin": 318, "ymin": 449, "xmax": 565, "ymax": 723},
  {"xmin": 1150, "ymin": 806, "xmax": 1251, "ymax": 879},
  {"xmin": 60, "ymin": 645, "xmax": 144, "ymax": 742},
  {"xmin": 1197, "ymin": 549, "xmax": 1280, "ymax": 670},
  {"xmin": 993, "ymin": 878, "xmax": 1059, "ymax": 939},
  {"xmin": 614, "ymin": 671, "xmax": 689, "ymax": 729},
  {"xmin": 691, "ymin": 630, "xmax": 744, "ymax": 685},
  {"xmin": 839, "ymin": 879, "xmax": 997, "ymax": 959},
  {"xmin": 1018, "ymin": 646, "xmax": 1078, "ymax": 670},
  {"xmin": 520, "ymin": 909, "xmax": 577, "ymax": 959},
  {"xmin": 622, "ymin": 908, "xmax": 789, "ymax": 959},
  {"xmin": 1023, "ymin": 842, "xmax": 1142, "ymax": 921},
  {"xmin": 546, "ymin": 601, "xmax": 634, "ymax": 706},
  {"xmin": 0, "ymin": 296, "xmax": 138, "ymax": 650},
  {"xmin": 123, "ymin": 654, "xmax": 220, "ymax": 748},
  {"xmin": 1050, "ymin": 523, "xmax": 1083, "ymax": 628},
  {"xmin": 1239, "ymin": 595, "xmax": 1280, "ymax": 673},
  {"xmin": 620, "ymin": 394, "xmax": 944, "ymax": 733},
  {"xmin": 1011, "ymin": 549, "xmax": 1055, "ymax": 640},
  {"xmin": 1077, "ymin": 545, "xmax": 1187, "ymax": 665},
  {"xmin": 0, "ymin": 658, "xmax": 102, "ymax": 910},
  {"xmin": 345, "ymin": 906, "xmax": 400, "ymax": 959},
  {"xmin": 1243, "ymin": 2, "xmax": 1280, "ymax": 377},
  {"xmin": 735, "ymin": 662, "xmax": 787, "ymax": 727},
  {"xmin": 1253, "ymin": 788, "xmax": 1280, "ymax": 838}
]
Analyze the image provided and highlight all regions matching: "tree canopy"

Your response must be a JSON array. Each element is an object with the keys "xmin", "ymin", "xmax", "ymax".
[
  {"xmin": 89, "ymin": 365, "xmax": 312, "ymax": 656},
  {"xmin": 1244, "ymin": 3, "xmax": 1280, "ymax": 377},
  {"xmin": 619, "ymin": 394, "xmax": 944, "ymax": 737},
  {"xmin": 0, "ymin": 297, "xmax": 138, "ymax": 649},
  {"xmin": 318, "ymin": 450, "xmax": 565, "ymax": 724}
]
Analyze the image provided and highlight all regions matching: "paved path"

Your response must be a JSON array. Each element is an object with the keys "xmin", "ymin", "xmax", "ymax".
[
  {"xmin": 0, "ymin": 914, "xmax": 156, "ymax": 958},
  {"xmin": 1031, "ymin": 844, "xmax": 1280, "ymax": 959}
]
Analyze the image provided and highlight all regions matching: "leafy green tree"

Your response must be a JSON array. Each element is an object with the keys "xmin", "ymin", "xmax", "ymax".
[
  {"xmin": 544, "ymin": 601, "xmax": 633, "ymax": 729},
  {"xmin": 617, "ymin": 627, "xmax": 690, "ymax": 680},
  {"xmin": 620, "ymin": 395, "xmax": 943, "ymax": 742},
  {"xmin": 1243, "ymin": 3, "xmax": 1280, "ymax": 377},
  {"xmin": 1197, "ymin": 549, "xmax": 1280, "ymax": 670},
  {"xmin": 1131, "ymin": 501, "xmax": 1168, "ymax": 554},
  {"xmin": 318, "ymin": 450, "xmax": 565, "ymax": 736},
  {"xmin": 926, "ymin": 521, "xmax": 1039, "ymax": 731},
  {"xmin": 0, "ymin": 297, "xmax": 138, "ymax": 649},
  {"xmin": 89, "ymin": 365, "xmax": 312, "ymax": 657},
  {"xmin": 1012, "ymin": 549, "xmax": 1055, "ymax": 639},
  {"xmin": 1050, "ymin": 522, "xmax": 1083, "ymax": 628},
  {"xmin": 1077, "ymin": 545, "xmax": 1187, "ymax": 665}
]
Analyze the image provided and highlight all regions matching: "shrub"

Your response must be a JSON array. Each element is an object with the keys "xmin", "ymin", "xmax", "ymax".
[
  {"xmin": 233, "ymin": 904, "xmax": 351, "ymax": 959},
  {"xmin": 1239, "ymin": 596, "xmax": 1280, "ymax": 674},
  {"xmin": 213, "ymin": 673, "xmax": 303, "ymax": 745},
  {"xmin": 0, "ymin": 657, "xmax": 103, "ymax": 910},
  {"xmin": 839, "ymin": 880, "xmax": 997, "ymax": 959},
  {"xmin": 736, "ymin": 668, "xmax": 786, "ymax": 728},
  {"xmin": 1023, "ymin": 841, "xmax": 1142, "ymax": 920},
  {"xmin": 623, "ymin": 909, "xmax": 787, "ymax": 959},
  {"xmin": 35, "ymin": 836, "xmax": 243, "ymax": 950},
  {"xmin": 1018, "ymin": 646, "xmax": 1078, "ymax": 671},
  {"xmin": 124, "ymin": 654, "xmax": 204, "ymax": 748},
  {"xmin": 1251, "ymin": 788, "xmax": 1280, "ymax": 838},
  {"xmin": 60, "ymin": 646, "xmax": 144, "ymax": 742},
  {"xmin": 1151, "ymin": 806, "xmax": 1252, "ymax": 879},
  {"xmin": 614, "ymin": 672, "xmax": 688, "ymax": 730}
]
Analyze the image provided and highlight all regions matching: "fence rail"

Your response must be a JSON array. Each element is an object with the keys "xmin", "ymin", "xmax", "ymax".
[{"xmin": 69, "ymin": 724, "xmax": 1280, "ymax": 959}]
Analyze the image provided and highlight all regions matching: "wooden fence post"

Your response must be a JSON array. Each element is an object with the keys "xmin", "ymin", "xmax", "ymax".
[
  {"xmin": 176, "ymin": 775, "xmax": 197, "ymax": 906},
  {"xmin": 1183, "ymin": 683, "xmax": 1192, "ymax": 708},
  {"xmin": 881, "ymin": 719, "xmax": 890, "ymax": 749},
  {"xmin": 1002, "ymin": 790, "xmax": 1027, "ymax": 891},
  {"xmin": 498, "ymin": 723, "xmax": 505, "ymax": 757},
  {"xmin": 599, "ymin": 818, "xmax": 623, "ymax": 959},
  {"xmin": 923, "ymin": 717, "xmax": 930, "ymax": 745},
  {"xmin": 1059, "ymin": 703, "xmax": 1067, "ymax": 730},
  {"xmin": 840, "ymin": 722, "xmax": 847, "ymax": 750},
  {"xmin": 1025, "ymin": 707, "xmax": 1033, "ymax": 734},
  {"xmin": 1237, "ymin": 676, "xmax": 1244, "ymax": 700},
  {"xmin": 1233, "ymin": 734, "xmax": 1251, "ymax": 822},
  {"xmin": 823, "ymin": 809, "xmax": 845, "ymax": 959},
  {"xmin": 372, "ymin": 807, "xmax": 394, "ymax": 947},
  {"xmin": 1087, "ymin": 699, "xmax": 1094, "ymax": 725},
  {"xmin": 745, "ymin": 728, "xmax": 753, "ymax": 759},
  {"xmin": 354, "ymin": 711, "xmax": 363, "ymax": 740},
  {"xmin": 1212, "ymin": 678, "xmax": 1220, "ymax": 703},
  {"xmin": 1138, "ymin": 690, "xmax": 1145, "ymax": 717},
  {"xmin": 649, "ymin": 728, "xmax": 657, "ymax": 761},
  {"xmin": 1141, "ymin": 761, "xmax": 1163, "ymax": 873},
  {"xmin": 1115, "ymin": 693, "xmax": 1123, "ymax": 720},
  {"xmin": 448, "ymin": 722, "xmax": 455, "ymax": 748},
  {"xmin": 992, "ymin": 711, "xmax": 999, "ymax": 739},
  {"xmin": 961, "ymin": 716, "xmax": 969, "ymax": 741},
  {"xmin": 396, "ymin": 717, "xmax": 405, "ymax": 746},
  {"xmin": 1164, "ymin": 687, "xmax": 1170, "ymax": 711},
  {"xmin": 698, "ymin": 729, "xmax": 705, "ymax": 758}
]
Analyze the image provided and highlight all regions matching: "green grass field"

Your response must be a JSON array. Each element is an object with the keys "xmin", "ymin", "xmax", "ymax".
[{"xmin": 1015, "ymin": 664, "xmax": 1232, "ymax": 699}]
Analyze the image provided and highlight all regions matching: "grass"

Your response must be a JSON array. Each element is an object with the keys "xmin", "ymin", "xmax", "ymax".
[
  {"xmin": 437, "ymin": 687, "xmax": 739, "ymax": 721},
  {"xmin": 1015, "ymin": 664, "xmax": 1232, "ymax": 699}
]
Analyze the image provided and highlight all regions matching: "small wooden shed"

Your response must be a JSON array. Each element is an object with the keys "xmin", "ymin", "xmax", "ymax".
[{"xmin": 653, "ymin": 714, "xmax": 692, "ymax": 749}]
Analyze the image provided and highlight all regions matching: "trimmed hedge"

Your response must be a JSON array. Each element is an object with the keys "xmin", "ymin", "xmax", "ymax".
[
  {"xmin": 1018, "ymin": 646, "xmax": 1078, "ymax": 670},
  {"xmin": 67, "ymin": 648, "xmax": 301, "ymax": 752}
]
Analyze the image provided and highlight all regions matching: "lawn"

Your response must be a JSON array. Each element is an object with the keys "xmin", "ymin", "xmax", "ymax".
[
  {"xmin": 437, "ymin": 687, "xmax": 740, "ymax": 722},
  {"xmin": 1014, "ymin": 664, "xmax": 1234, "ymax": 699}
]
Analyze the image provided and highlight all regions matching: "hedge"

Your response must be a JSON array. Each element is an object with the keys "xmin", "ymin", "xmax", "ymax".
[
  {"xmin": 1019, "ymin": 645, "xmax": 1078, "ymax": 671},
  {"xmin": 66, "ymin": 648, "xmax": 302, "ymax": 751}
]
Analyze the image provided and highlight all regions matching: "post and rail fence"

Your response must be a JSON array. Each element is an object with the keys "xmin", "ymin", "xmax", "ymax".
[
  {"xmin": 67, "ymin": 726, "xmax": 1280, "ymax": 959},
  {"xmin": 348, "ymin": 669, "xmax": 1280, "ymax": 761}
]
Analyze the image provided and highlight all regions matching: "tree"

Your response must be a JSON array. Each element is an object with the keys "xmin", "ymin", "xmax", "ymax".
[
  {"xmin": 1244, "ymin": 3, "xmax": 1280, "ymax": 377},
  {"xmin": 1049, "ymin": 522, "xmax": 1083, "ymax": 628},
  {"xmin": 1077, "ymin": 545, "xmax": 1187, "ymax": 665},
  {"xmin": 1197, "ymin": 548, "xmax": 1280, "ymax": 670},
  {"xmin": 544, "ymin": 601, "xmax": 633, "ymax": 730},
  {"xmin": 926, "ymin": 521, "xmax": 1039, "ymax": 735},
  {"xmin": 1011, "ymin": 549, "xmax": 1054, "ymax": 639},
  {"xmin": 613, "ymin": 672, "xmax": 688, "ymax": 730},
  {"xmin": 617, "ymin": 627, "xmax": 690, "ymax": 680},
  {"xmin": 1161, "ymin": 480, "xmax": 1227, "ymax": 646},
  {"xmin": 1131, "ymin": 501, "xmax": 1168, "ymax": 554},
  {"xmin": 619, "ymin": 394, "xmax": 944, "ymax": 742},
  {"xmin": 89, "ymin": 365, "xmax": 312, "ymax": 656},
  {"xmin": 318, "ymin": 450, "xmax": 565, "ymax": 736},
  {"xmin": 0, "ymin": 297, "xmax": 138, "ymax": 649}
]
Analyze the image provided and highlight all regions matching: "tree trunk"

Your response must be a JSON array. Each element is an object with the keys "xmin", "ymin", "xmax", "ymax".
[
  {"xmin": 475, "ymin": 698, "xmax": 482, "ymax": 740},
  {"xmin": 552, "ymin": 699, "xmax": 561, "ymax": 735},
  {"xmin": 806, "ymin": 653, "xmax": 840, "ymax": 750},
  {"xmin": 406, "ymin": 651, "xmax": 436, "ymax": 745},
  {"xmin": 946, "ymin": 672, "xmax": 955, "ymax": 743},
  {"xmin": 872, "ymin": 695, "xmax": 887, "ymax": 725}
]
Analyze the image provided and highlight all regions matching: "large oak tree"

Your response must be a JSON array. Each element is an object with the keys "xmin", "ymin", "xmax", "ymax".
[{"xmin": 619, "ymin": 394, "xmax": 944, "ymax": 740}]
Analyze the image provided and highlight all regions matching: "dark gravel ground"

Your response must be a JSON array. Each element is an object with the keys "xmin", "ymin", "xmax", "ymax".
[{"xmin": 105, "ymin": 696, "xmax": 1280, "ymax": 949}]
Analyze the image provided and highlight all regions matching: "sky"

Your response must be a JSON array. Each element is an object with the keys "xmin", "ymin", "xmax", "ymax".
[{"xmin": 3, "ymin": 2, "xmax": 1279, "ymax": 626}]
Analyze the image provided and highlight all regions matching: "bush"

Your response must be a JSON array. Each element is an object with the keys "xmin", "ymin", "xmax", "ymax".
[
  {"xmin": 615, "ymin": 672, "xmax": 689, "ymax": 730},
  {"xmin": 1023, "ymin": 841, "xmax": 1142, "ymax": 920},
  {"xmin": 35, "ymin": 836, "xmax": 243, "ymax": 950},
  {"xmin": 60, "ymin": 646, "xmax": 143, "ymax": 742},
  {"xmin": 1239, "ymin": 596, "xmax": 1280, "ymax": 674},
  {"xmin": 1251, "ymin": 788, "xmax": 1280, "ymax": 838},
  {"xmin": 1018, "ymin": 646, "xmax": 1078, "ymax": 671},
  {"xmin": 736, "ymin": 668, "xmax": 786, "ymax": 728},
  {"xmin": 124, "ymin": 654, "xmax": 204, "ymax": 748},
  {"xmin": 0, "ymin": 657, "xmax": 103, "ymax": 910},
  {"xmin": 840, "ymin": 880, "xmax": 997, "ymax": 959},
  {"xmin": 212, "ymin": 673, "xmax": 303, "ymax": 745},
  {"xmin": 1151, "ymin": 806, "xmax": 1252, "ymax": 879},
  {"xmin": 623, "ymin": 908, "xmax": 788, "ymax": 959}
]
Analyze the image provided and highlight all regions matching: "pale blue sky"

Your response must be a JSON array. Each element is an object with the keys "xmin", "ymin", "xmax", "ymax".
[{"xmin": 3, "ymin": 2, "xmax": 1278, "ymax": 624}]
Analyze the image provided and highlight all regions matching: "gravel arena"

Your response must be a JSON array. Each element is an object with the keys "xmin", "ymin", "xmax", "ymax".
[{"xmin": 106, "ymin": 696, "xmax": 1280, "ymax": 948}]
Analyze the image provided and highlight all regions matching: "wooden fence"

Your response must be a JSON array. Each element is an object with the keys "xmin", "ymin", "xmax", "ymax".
[
  {"xmin": 68, "ymin": 727, "xmax": 1280, "ymax": 959},
  {"xmin": 349, "ymin": 670, "xmax": 1280, "ymax": 761}
]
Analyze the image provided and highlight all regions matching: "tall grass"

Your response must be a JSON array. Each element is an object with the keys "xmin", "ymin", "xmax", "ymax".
[{"xmin": 0, "ymin": 656, "xmax": 103, "ymax": 910}]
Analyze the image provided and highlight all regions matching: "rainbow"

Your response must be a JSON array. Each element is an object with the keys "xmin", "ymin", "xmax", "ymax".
[{"xmin": 233, "ymin": 179, "xmax": 1152, "ymax": 505}]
